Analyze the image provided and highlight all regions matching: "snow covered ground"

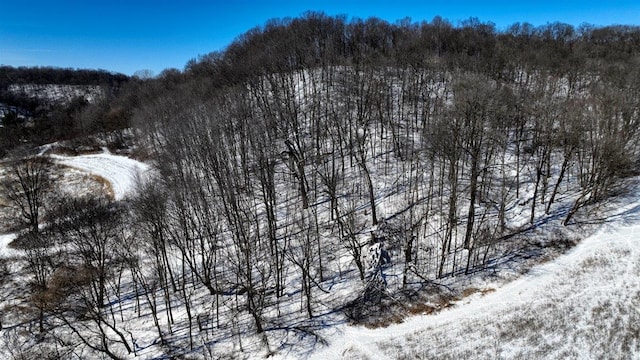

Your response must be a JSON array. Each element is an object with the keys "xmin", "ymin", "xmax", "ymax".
[
  {"xmin": 0, "ymin": 233, "xmax": 18, "ymax": 259},
  {"xmin": 1, "ymin": 147, "xmax": 638, "ymax": 359},
  {"xmin": 302, "ymin": 197, "xmax": 640, "ymax": 360},
  {"xmin": 51, "ymin": 150, "xmax": 150, "ymax": 201}
]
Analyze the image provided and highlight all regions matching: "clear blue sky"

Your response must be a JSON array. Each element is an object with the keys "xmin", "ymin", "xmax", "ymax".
[{"xmin": 1, "ymin": 1, "xmax": 639, "ymax": 76}]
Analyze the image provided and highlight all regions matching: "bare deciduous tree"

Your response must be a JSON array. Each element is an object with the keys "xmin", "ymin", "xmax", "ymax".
[{"xmin": 3, "ymin": 156, "xmax": 52, "ymax": 234}]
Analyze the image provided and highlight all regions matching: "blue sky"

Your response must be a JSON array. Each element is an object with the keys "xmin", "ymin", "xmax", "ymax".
[{"xmin": 1, "ymin": 1, "xmax": 639, "ymax": 76}]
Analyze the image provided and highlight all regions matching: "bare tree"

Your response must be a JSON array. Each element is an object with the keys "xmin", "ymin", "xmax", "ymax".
[
  {"xmin": 3, "ymin": 156, "xmax": 52, "ymax": 234},
  {"xmin": 24, "ymin": 231, "xmax": 59, "ymax": 333},
  {"xmin": 44, "ymin": 196, "xmax": 134, "ymax": 359}
]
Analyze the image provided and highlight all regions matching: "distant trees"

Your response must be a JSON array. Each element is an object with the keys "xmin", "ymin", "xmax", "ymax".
[
  {"xmin": 0, "ymin": 66, "xmax": 128, "ymax": 89},
  {"xmin": 0, "ymin": 111, "xmax": 29, "ymax": 155},
  {"xmin": 0, "ymin": 66, "xmax": 132, "ymax": 156}
]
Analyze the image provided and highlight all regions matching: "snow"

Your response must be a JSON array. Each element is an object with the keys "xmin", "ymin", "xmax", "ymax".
[
  {"xmin": 0, "ymin": 147, "xmax": 635, "ymax": 358},
  {"xmin": 297, "ymin": 197, "xmax": 640, "ymax": 360},
  {"xmin": 51, "ymin": 150, "xmax": 150, "ymax": 201},
  {"xmin": 7, "ymin": 84, "xmax": 105, "ymax": 105},
  {"xmin": 0, "ymin": 233, "xmax": 18, "ymax": 258},
  {"xmin": 0, "ymin": 71, "xmax": 637, "ymax": 357}
]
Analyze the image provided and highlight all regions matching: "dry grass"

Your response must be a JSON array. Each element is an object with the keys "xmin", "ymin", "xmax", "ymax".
[
  {"xmin": 407, "ymin": 302, "xmax": 438, "ymax": 315},
  {"xmin": 363, "ymin": 289, "xmax": 495, "ymax": 329},
  {"xmin": 461, "ymin": 287, "xmax": 496, "ymax": 298},
  {"xmin": 87, "ymin": 173, "xmax": 115, "ymax": 200},
  {"xmin": 363, "ymin": 312, "xmax": 405, "ymax": 328},
  {"xmin": 52, "ymin": 163, "xmax": 115, "ymax": 200}
]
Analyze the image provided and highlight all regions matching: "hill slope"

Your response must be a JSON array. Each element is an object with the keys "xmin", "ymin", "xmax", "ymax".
[
  {"xmin": 304, "ymin": 190, "xmax": 640, "ymax": 359},
  {"xmin": 2, "ymin": 15, "xmax": 640, "ymax": 359}
]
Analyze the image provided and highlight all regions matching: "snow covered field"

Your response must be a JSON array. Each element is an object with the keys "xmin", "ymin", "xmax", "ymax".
[{"xmin": 51, "ymin": 150, "xmax": 150, "ymax": 200}]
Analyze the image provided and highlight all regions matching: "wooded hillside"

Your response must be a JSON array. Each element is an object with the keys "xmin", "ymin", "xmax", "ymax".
[{"xmin": 2, "ymin": 13, "xmax": 640, "ymax": 359}]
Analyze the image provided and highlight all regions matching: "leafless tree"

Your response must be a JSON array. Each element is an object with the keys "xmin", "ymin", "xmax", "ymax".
[{"xmin": 3, "ymin": 156, "xmax": 52, "ymax": 234}]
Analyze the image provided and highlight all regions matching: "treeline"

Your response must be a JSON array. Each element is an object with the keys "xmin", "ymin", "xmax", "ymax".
[
  {"xmin": 0, "ymin": 66, "xmax": 128, "ymax": 88},
  {"xmin": 183, "ymin": 13, "xmax": 640, "ymax": 86},
  {"xmin": 6, "ymin": 13, "xmax": 640, "ymax": 358}
]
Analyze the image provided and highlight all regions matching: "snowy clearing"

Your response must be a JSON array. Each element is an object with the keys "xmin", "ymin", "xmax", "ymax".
[
  {"xmin": 301, "ymin": 198, "xmax": 640, "ymax": 360},
  {"xmin": 51, "ymin": 151, "xmax": 149, "ymax": 201}
]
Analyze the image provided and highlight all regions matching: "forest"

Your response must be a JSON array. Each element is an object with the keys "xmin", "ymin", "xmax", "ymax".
[{"xmin": 1, "ymin": 13, "xmax": 640, "ymax": 358}]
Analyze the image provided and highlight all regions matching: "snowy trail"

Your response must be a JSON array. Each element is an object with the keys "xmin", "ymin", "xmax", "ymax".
[
  {"xmin": 51, "ymin": 151, "xmax": 150, "ymax": 201},
  {"xmin": 308, "ymin": 199, "xmax": 640, "ymax": 359}
]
